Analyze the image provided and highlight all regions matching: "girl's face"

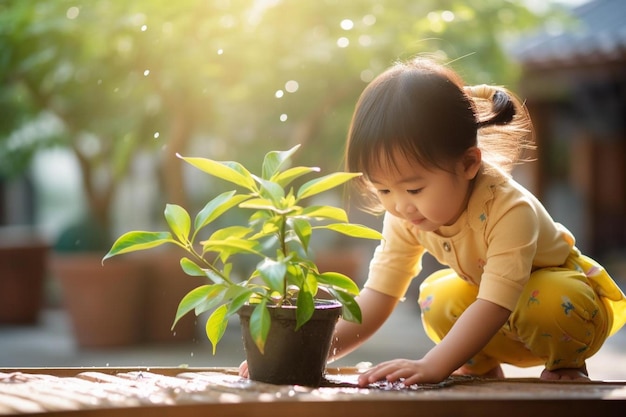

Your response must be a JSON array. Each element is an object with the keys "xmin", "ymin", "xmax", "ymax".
[{"xmin": 367, "ymin": 148, "xmax": 481, "ymax": 232}]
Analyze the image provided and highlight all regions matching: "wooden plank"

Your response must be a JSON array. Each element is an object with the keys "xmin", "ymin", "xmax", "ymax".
[{"xmin": 1, "ymin": 367, "xmax": 625, "ymax": 417}]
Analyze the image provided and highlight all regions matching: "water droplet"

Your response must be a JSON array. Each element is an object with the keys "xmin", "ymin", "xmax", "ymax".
[
  {"xmin": 105, "ymin": 363, "xmax": 110, "ymax": 367},
  {"xmin": 217, "ymin": 49, "xmax": 224, "ymax": 55},
  {"xmin": 190, "ymin": 352, "xmax": 194, "ymax": 357},
  {"xmin": 153, "ymin": 132, "xmax": 160, "ymax": 139},
  {"xmin": 143, "ymin": 69, "xmax": 150, "ymax": 76},
  {"xmin": 279, "ymin": 114, "xmax": 288, "ymax": 122},
  {"xmin": 141, "ymin": 25, "xmax": 148, "ymax": 32},
  {"xmin": 275, "ymin": 89, "xmax": 284, "ymax": 98}
]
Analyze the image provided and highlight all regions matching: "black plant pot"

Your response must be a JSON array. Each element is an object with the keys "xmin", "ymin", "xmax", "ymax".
[{"xmin": 238, "ymin": 300, "xmax": 342, "ymax": 387}]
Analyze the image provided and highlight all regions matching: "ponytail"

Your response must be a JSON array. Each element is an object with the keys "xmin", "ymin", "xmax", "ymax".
[{"xmin": 464, "ymin": 84, "xmax": 535, "ymax": 174}]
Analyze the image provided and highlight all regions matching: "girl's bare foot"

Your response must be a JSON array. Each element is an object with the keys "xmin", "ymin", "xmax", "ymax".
[
  {"xmin": 540, "ymin": 365, "xmax": 589, "ymax": 382},
  {"xmin": 453, "ymin": 364, "xmax": 504, "ymax": 379}
]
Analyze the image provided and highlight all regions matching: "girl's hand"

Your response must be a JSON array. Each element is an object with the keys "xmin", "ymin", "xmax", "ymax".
[
  {"xmin": 238, "ymin": 361, "xmax": 249, "ymax": 378},
  {"xmin": 357, "ymin": 358, "xmax": 446, "ymax": 387},
  {"xmin": 357, "ymin": 299, "xmax": 511, "ymax": 388}
]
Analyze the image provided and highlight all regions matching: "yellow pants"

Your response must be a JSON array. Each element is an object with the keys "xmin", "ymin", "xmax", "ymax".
[{"xmin": 418, "ymin": 254, "xmax": 626, "ymax": 374}]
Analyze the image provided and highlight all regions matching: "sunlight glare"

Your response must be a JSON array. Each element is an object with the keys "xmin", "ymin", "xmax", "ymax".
[
  {"xmin": 358, "ymin": 35, "xmax": 372, "ymax": 47},
  {"xmin": 285, "ymin": 80, "xmax": 299, "ymax": 93},
  {"xmin": 441, "ymin": 11, "xmax": 455, "ymax": 22},
  {"xmin": 66, "ymin": 7, "xmax": 79, "ymax": 20},
  {"xmin": 340, "ymin": 19, "xmax": 354, "ymax": 30},
  {"xmin": 360, "ymin": 69, "xmax": 374, "ymax": 83},
  {"xmin": 362, "ymin": 14, "xmax": 376, "ymax": 26}
]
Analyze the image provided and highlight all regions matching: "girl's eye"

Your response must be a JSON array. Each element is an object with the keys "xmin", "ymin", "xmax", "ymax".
[
  {"xmin": 377, "ymin": 189, "xmax": 390, "ymax": 195},
  {"xmin": 407, "ymin": 188, "xmax": 423, "ymax": 195}
]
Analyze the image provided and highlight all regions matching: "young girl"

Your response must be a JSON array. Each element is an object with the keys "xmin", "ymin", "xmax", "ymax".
[{"xmin": 328, "ymin": 57, "xmax": 626, "ymax": 386}]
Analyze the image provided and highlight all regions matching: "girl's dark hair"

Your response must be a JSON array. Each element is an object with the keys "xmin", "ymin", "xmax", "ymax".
[{"xmin": 345, "ymin": 57, "xmax": 533, "ymax": 212}]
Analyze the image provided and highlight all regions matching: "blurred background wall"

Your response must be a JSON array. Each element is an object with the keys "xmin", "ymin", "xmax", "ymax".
[{"xmin": 1, "ymin": 0, "xmax": 623, "ymax": 336}]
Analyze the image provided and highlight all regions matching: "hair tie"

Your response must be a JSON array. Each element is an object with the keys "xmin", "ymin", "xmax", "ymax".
[{"xmin": 470, "ymin": 87, "xmax": 515, "ymax": 128}]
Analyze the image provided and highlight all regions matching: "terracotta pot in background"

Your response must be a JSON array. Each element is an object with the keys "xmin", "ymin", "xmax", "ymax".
[
  {"xmin": 51, "ymin": 253, "xmax": 147, "ymax": 348},
  {"xmin": 144, "ymin": 251, "xmax": 199, "ymax": 343},
  {"xmin": 0, "ymin": 233, "xmax": 49, "ymax": 324}
]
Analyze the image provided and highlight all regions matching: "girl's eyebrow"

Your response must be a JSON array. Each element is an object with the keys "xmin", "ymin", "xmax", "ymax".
[{"xmin": 368, "ymin": 174, "xmax": 424, "ymax": 185}]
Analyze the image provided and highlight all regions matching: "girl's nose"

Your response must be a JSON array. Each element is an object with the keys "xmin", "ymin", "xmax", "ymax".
[{"xmin": 395, "ymin": 197, "xmax": 417, "ymax": 215}]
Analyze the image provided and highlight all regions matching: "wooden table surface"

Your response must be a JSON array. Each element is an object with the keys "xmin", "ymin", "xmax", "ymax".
[{"xmin": 1, "ymin": 367, "xmax": 625, "ymax": 416}]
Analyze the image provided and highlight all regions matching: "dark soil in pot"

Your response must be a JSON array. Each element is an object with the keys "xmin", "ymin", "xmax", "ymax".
[{"xmin": 238, "ymin": 300, "xmax": 342, "ymax": 387}]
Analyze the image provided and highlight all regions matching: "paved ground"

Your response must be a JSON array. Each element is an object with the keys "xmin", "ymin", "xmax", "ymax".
[{"xmin": 1, "ymin": 300, "xmax": 625, "ymax": 382}]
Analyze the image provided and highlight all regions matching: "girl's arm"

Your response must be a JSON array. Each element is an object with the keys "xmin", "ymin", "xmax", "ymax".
[
  {"xmin": 357, "ymin": 298, "xmax": 510, "ymax": 385},
  {"xmin": 328, "ymin": 287, "xmax": 400, "ymax": 362}
]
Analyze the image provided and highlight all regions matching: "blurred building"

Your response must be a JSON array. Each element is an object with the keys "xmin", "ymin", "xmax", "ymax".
[{"xmin": 511, "ymin": 0, "xmax": 626, "ymax": 260}]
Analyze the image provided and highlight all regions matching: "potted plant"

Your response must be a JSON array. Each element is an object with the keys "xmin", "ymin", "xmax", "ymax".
[{"xmin": 103, "ymin": 145, "xmax": 382, "ymax": 386}]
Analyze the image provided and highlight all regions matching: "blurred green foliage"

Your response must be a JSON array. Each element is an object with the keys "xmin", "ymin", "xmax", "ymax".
[{"xmin": 0, "ymin": 0, "xmax": 555, "ymax": 239}]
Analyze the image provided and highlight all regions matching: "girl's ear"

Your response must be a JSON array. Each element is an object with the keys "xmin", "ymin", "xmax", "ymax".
[{"xmin": 461, "ymin": 147, "xmax": 482, "ymax": 180}]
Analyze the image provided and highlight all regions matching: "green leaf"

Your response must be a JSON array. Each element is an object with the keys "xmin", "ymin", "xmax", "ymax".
[
  {"xmin": 290, "ymin": 218, "xmax": 312, "ymax": 251},
  {"xmin": 103, "ymin": 231, "xmax": 175, "ymax": 261},
  {"xmin": 257, "ymin": 258, "xmax": 287, "ymax": 293},
  {"xmin": 253, "ymin": 175, "xmax": 285, "ymax": 203},
  {"xmin": 206, "ymin": 304, "xmax": 229, "ymax": 355},
  {"xmin": 296, "ymin": 172, "xmax": 362, "ymax": 200},
  {"xmin": 295, "ymin": 290, "xmax": 314, "ymax": 330},
  {"xmin": 316, "ymin": 271, "xmax": 360, "ymax": 295},
  {"xmin": 239, "ymin": 197, "xmax": 290, "ymax": 214},
  {"xmin": 226, "ymin": 288, "xmax": 256, "ymax": 316},
  {"xmin": 202, "ymin": 238, "xmax": 263, "ymax": 258},
  {"xmin": 261, "ymin": 145, "xmax": 300, "ymax": 180},
  {"xmin": 300, "ymin": 205, "xmax": 348, "ymax": 222},
  {"xmin": 179, "ymin": 257, "xmax": 205, "ymax": 276},
  {"xmin": 194, "ymin": 191, "xmax": 250, "ymax": 232},
  {"xmin": 316, "ymin": 223, "xmax": 384, "ymax": 240},
  {"xmin": 164, "ymin": 204, "xmax": 191, "ymax": 243},
  {"xmin": 178, "ymin": 154, "xmax": 256, "ymax": 191},
  {"xmin": 209, "ymin": 226, "xmax": 253, "ymax": 240},
  {"xmin": 272, "ymin": 166, "xmax": 320, "ymax": 188},
  {"xmin": 249, "ymin": 300, "xmax": 271, "ymax": 354},
  {"xmin": 328, "ymin": 288, "xmax": 362, "ymax": 324},
  {"xmin": 172, "ymin": 285, "xmax": 216, "ymax": 329},
  {"xmin": 304, "ymin": 270, "xmax": 319, "ymax": 295},
  {"xmin": 193, "ymin": 285, "xmax": 229, "ymax": 314}
]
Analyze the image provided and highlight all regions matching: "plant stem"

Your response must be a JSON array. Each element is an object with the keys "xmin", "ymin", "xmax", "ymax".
[{"xmin": 280, "ymin": 213, "xmax": 288, "ymax": 305}]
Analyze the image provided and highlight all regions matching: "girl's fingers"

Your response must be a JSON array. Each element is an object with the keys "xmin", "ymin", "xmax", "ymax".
[{"xmin": 238, "ymin": 361, "xmax": 249, "ymax": 378}]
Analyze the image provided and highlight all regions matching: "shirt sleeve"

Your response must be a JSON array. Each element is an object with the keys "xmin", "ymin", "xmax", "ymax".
[
  {"xmin": 477, "ymin": 203, "xmax": 539, "ymax": 311},
  {"xmin": 364, "ymin": 213, "xmax": 425, "ymax": 299}
]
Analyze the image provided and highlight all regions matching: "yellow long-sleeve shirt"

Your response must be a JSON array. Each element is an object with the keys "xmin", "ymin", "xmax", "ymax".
[{"xmin": 365, "ymin": 163, "xmax": 579, "ymax": 311}]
